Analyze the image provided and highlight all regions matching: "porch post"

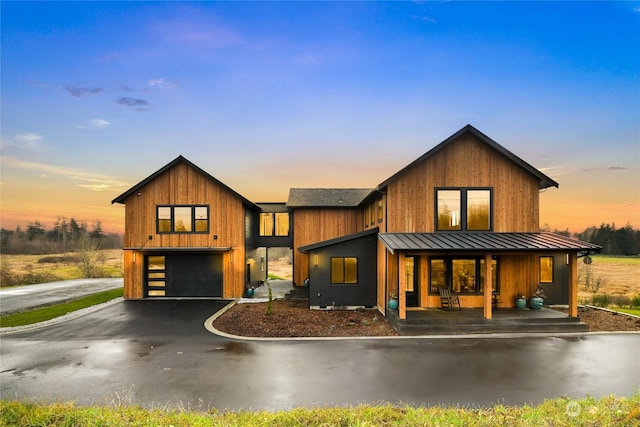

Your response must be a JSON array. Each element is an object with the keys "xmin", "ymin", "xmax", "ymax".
[
  {"xmin": 483, "ymin": 253, "xmax": 493, "ymax": 320},
  {"xmin": 398, "ymin": 252, "xmax": 406, "ymax": 320},
  {"xmin": 568, "ymin": 252, "xmax": 578, "ymax": 317}
]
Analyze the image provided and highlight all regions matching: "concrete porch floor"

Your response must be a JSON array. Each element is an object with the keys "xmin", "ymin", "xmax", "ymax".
[{"xmin": 386, "ymin": 307, "xmax": 588, "ymax": 335}]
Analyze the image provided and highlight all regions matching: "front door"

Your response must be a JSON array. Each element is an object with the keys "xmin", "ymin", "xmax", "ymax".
[{"xmin": 405, "ymin": 256, "xmax": 419, "ymax": 307}]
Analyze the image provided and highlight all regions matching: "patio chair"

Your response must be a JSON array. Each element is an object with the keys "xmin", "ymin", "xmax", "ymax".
[{"xmin": 439, "ymin": 286, "xmax": 462, "ymax": 310}]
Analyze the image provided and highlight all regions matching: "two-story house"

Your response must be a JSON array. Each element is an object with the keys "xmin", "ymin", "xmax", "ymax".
[
  {"xmin": 296, "ymin": 125, "xmax": 600, "ymax": 324},
  {"xmin": 112, "ymin": 125, "xmax": 600, "ymax": 326}
]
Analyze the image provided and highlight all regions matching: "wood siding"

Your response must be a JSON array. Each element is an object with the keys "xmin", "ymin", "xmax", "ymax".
[
  {"xmin": 385, "ymin": 133, "xmax": 541, "ymax": 233},
  {"xmin": 292, "ymin": 208, "xmax": 361, "ymax": 286},
  {"xmin": 121, "ymin": 162, "xmax": 246, "ymax": 298}
]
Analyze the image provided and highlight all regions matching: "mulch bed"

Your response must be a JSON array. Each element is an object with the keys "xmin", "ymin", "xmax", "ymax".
[
  {"xmin": 213, "ymin": 300, "xmax": 398, "ymax": 337},
  {"xmin": 212, "ymin": 300, "xmax": 640, "ymax": 338},
  {"xmin": 553, "ymin": 306, "xmax": 640, "ymax": 332}
]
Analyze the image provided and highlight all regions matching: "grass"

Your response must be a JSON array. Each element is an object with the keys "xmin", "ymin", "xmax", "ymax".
[
  {"xmin": 1, "ymin": 394, "xmax": 638, "ymax": 426},
  {"xmin": 616, "ymin": 308, "xmax": 640, "ymax": 316},
  {"xmin": 0, "ymin": 288, "xmax": 123, "ymax": 327},
  {"xmin": 591, "ymin": 255, "xmax": 640, "ymax": 266}
]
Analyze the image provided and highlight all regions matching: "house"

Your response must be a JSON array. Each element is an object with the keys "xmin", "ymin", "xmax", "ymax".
[{"xmin": 112, "ymin": 125, "xmax": 600, "ymax": 325}]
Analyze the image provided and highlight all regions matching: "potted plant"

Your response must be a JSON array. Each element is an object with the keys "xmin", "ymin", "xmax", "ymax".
[
  {"xmin": 515, "ymin": 295, "xmax": 527, "ymax": 309},
  {"xmin": 530, "ymin": 288, "xmax": 546, "ymax": 309},
  {"xmin": 388, "ymin": 291, "xmax": 399, "ymax": 310},
  {"xmin": 245, "ymin": 286, "xmax": 255, "ymax": 298}
]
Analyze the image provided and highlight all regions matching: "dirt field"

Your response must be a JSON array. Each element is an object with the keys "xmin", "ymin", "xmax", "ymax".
[
  {"xmin": 578, "ymin": 256, "xmax": 640, "ymax": 302},
  {"xmin": 0, "ymin": 249, "xmax": 123, "ymax": 282}
]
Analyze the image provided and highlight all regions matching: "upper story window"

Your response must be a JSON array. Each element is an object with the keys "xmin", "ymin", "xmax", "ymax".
[
  {"xmin": 157, "ymin": 205, "xmax": 209, "ymax": 233},
  {"xmin": 365, "ymin": 198, "xmax": 384, "ymax": 228},
  {"xmin": 436, "ymin": 188, "xmax": 492, "ymax": 231},
  {"xmin": 260, "ymin": 212, "xmax": 289, "ymax": 236}
]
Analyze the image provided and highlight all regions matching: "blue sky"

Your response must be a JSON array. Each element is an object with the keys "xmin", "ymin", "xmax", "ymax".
[{"xmin": 1, "ymin": 1, "xmax": 638, "ymax": 233}]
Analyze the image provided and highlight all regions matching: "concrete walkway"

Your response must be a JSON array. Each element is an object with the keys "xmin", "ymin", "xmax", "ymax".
[{"xmin": 244, "ymin": 279, "xmax": 293, "ymax": 301}]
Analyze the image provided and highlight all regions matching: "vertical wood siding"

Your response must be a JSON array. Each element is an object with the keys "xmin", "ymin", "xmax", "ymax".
[
  {"xmin": 122, "ymin": 162, "xmax": 246, "ymax": 298},
  {"xmin": 292, "ymin": 208, "xmax": 360, "ymax": 286},
  {"xmin": 386, "ymin": 134, "xmax": 541, "ymax": 233}
]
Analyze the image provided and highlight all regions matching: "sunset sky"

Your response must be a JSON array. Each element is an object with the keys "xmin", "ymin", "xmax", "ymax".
[{"xmin": 1, "ymin": 1, "xmax": 638, "ymax": 235}]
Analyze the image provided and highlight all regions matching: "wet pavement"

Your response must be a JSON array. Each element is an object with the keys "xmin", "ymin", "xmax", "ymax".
[
  {"xmin": 0, "ymin": 278, "xmax": 123, "ymax": 313},
  {"xmin": 1, "ymin": 299, "xmax": 638, "ymax": 411}
]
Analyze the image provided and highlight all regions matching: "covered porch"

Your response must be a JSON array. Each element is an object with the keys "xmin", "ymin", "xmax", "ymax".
[
  {"xmin": 378, "ymin": 232, "xmax": 601, "ymax": 327},
  {"xmin": 385, "ymin": 306, "xmax": 588, "ymax": 335}
]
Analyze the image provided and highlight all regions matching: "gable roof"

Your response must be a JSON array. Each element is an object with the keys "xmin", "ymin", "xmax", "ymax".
[
  {"xmin": 111, "ymin": 155, "xmax": 259, "ymax": 209},
  {"xmin": 287, "ymin": 188, "xmax": 374, "ymax": 208},
  {"xmin": 378, "ymin": 124, "xmax": 559, "ymax": 190},
  {"xmin": 378, "ymin": 232, "xmax": 601, "ymax": 254}
]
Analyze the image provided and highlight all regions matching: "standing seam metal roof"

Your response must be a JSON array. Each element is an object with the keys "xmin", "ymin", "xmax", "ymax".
[{"xmin": 378, "ymin": 232, "xmax": 602, "ymax": 253}]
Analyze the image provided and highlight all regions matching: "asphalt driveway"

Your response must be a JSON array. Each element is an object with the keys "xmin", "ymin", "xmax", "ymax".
[{"xmin": 1, "ymin": 299, "xmax": 638, "ymax": 411}]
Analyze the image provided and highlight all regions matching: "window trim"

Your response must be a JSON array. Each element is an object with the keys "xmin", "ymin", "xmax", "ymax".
[
  {"xmin": 435, "ymin": 187, "xmax": 493, "ymax": 232},
  {"xmin": 156, "ymin": 205, "xmax": 210, "ymax": 234}
]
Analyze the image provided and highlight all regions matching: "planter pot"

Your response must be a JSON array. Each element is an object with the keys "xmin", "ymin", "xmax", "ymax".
[
  {"xmin": 515, "ymin": 298, "xmax": 527, "ymax": 309},
  {"xmin": 388, "ymin": 299, "xmax": 399, "ymax": 310},
  {"xmin": 246, "ymin": 288, "xmax": 254, "ymax": 298},
  {"xmin": 530, "ymin": 297, "xmax": 543, "ymax": 309}
]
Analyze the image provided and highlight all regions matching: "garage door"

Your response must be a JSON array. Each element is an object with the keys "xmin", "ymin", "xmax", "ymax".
[{"xmin": 146, "ymin": 253, "xmax": 223, "ymax": 297}]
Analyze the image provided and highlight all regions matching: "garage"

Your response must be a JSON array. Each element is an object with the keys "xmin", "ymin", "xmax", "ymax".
[{"xmin": 146, "ymin": 253, "xmax": 223, "ymax": 297}]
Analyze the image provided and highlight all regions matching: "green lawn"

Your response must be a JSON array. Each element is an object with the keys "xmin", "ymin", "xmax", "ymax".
[
  {"xmin": 615, "ymin": 308, "xmax": 640, "ymax": 316},
  {"xmin": 0, "ymin": 288, "xmax": 123, "ymax": 327}
]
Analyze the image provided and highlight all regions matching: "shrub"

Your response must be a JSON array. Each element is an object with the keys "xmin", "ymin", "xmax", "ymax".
[
  {"xmin": 0, "ymin": 265, "xmax": 59, "ymax": 287},
  {"xmin": 591, "ymin": 294, "xmax": 611, "ymax": 307},
  {"xmin": 612, "ymin": 295, "xmax": 631, "ymax": 308},
  {"xmin": 632, "ymin": 295, "xmax": 640, "ymax": 308}
]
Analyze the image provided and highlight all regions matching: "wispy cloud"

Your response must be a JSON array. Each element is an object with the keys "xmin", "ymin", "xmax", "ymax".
[
  {"xmin": 1, "ymin": 157, "xmax": 130, "ymax": 192},
  {"xmin": 149, "ymin": 78, "xmax": 177, "ymax": 89},
  {"xmin": 75, "ymin": 118, "xmax": 111, "ymax": 129},
  {"xmin": 412, "ymin": 15, "xmax": 438, "ymax": 24},
  {"xmin": 90, "ymin": 118, "xmax": 111, "ymax": 128},
  {"xmin": 116, "ymin": 97, "xmax": 150, "ymax": 111},
  {"xmin": 1, "ymin": 133, "xmax": 45, "ymax": 153},
  {"xmin": 64, "ymin": 85, "xmax": 104, "ymax": 97},
  {"xmin": 581, "ymin": 166, "xmax": 627, "ymax": 172}
]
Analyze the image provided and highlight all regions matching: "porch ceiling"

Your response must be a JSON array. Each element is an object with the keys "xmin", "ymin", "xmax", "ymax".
[{"xmin": 378, "ymin": 232, "xmax": 602, "ymax": 254}]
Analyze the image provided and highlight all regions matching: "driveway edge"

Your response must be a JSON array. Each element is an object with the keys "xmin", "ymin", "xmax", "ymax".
[{"xmin": 203, "ymin": 301, "xmax": 640, "ymax": 341}]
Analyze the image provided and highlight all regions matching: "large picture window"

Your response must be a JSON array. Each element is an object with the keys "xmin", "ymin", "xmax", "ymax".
[
  {"xmin": 331, "ymin": 257, "xmax": 358, "ymax": 284},
  {"xmin": 156, "ymin": 205, "xmax": 209, "ymax": 233},
  {"xmin": 436, "ymin": 188, "xmax": 492, "ymax": 231},
  {"xmin": 430, "ymin": 257, "xmax": 499, "ymax": 294}
]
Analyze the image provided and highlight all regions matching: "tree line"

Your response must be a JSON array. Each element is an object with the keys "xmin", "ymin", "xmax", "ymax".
[
  {"xmin": 546, "ymin": 223, "xmax": 640, "ymax": 256},
  {"xmin": 1, "ymin": 217, "xmax": 122, "ymax": 255},
  {"xmin": 1, "ymin": 218, "xmax": 638, "ymax": 256}
]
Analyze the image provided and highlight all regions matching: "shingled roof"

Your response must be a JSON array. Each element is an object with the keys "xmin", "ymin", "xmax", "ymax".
[{"xmin": 287, "ymin": 188, "xmax": 374, "ymax": 208}]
